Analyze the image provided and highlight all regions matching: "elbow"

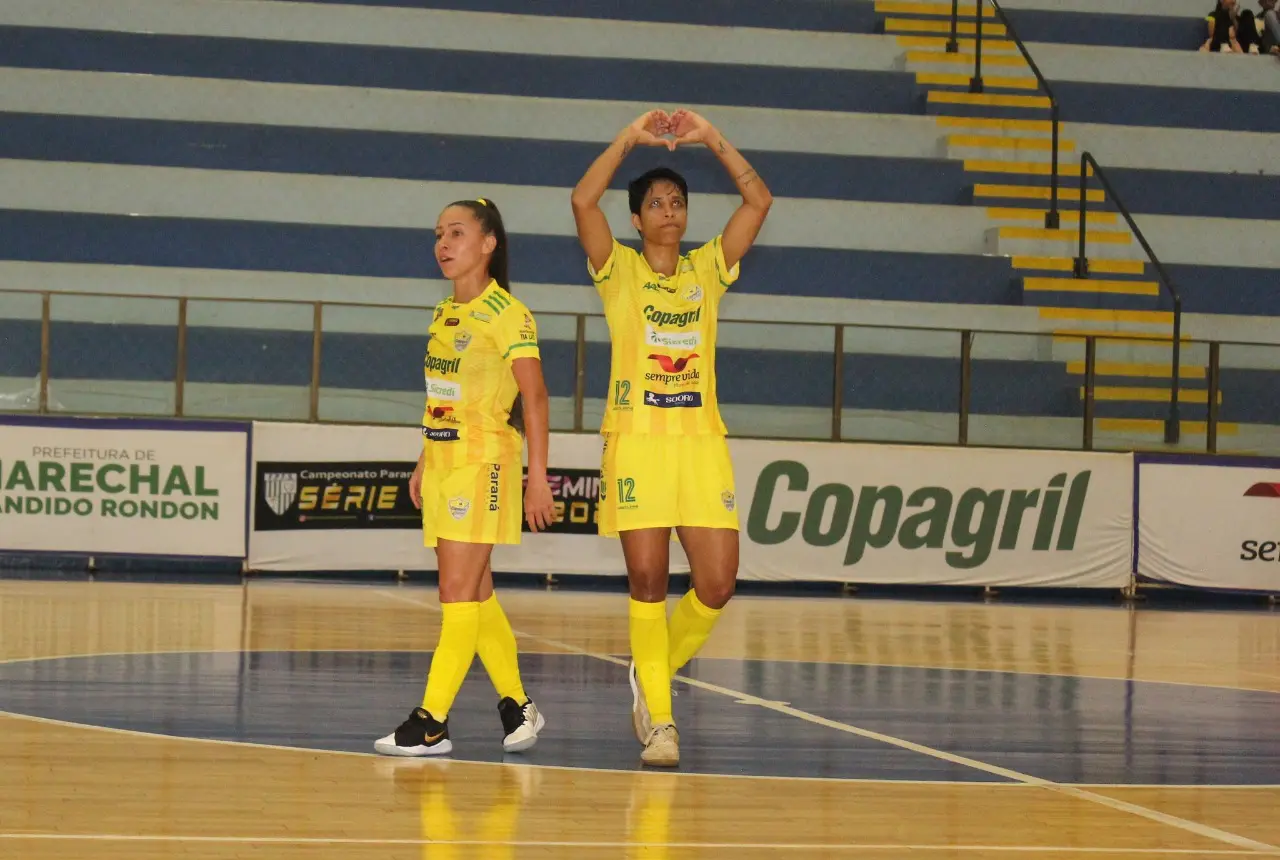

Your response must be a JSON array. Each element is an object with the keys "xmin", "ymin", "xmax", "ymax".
[
  {"xmin": 757, "ymin": 189, "xmax": 774, "ymax": 213},
  {"xmin": 570, "ymin": 189, "xmax": 595, "ymax": 214}
]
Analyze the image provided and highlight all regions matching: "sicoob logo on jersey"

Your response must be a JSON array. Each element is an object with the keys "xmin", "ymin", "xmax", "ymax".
[{"xmin": 644, "ymin": 391, "xmax": 702, "ymax": 408}]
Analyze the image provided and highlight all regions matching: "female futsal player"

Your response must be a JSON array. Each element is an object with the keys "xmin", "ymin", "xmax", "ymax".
[
  {"xmin": 570, "ymin": 109, "xmax": 773, "ymax": 766},
  {"xmin": 375, "ymin": 198, "xmax": 556, "ymax": 757}
]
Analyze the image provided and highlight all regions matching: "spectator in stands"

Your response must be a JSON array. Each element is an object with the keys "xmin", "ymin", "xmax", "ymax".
[
  {"xmin": 1260, "ymin": 0, "xmax": 1280, "ymax": 53},
  {"xmin": 1202, "ymin": 0, "xmax": 1263, "ymax": 52}
]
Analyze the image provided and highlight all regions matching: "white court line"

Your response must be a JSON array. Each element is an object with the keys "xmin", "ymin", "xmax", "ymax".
[
  {"xmin": 2, "ymin": 643, "xmax": 1278, "ymax": 792},
  {"xmin": 380, "ymin": 589, "xmax": 1280, "ymax": 855},
  {"xmin": 0, "ymin": 834, "xmax": 1272, "ymax": 854},
  {"xmin": 704, "ymin": 653, "xmax": 1280, "ymax": 697},
  {"xmin": 0, "ymin": 708, "xmax": 1000, "ymax": 788}
]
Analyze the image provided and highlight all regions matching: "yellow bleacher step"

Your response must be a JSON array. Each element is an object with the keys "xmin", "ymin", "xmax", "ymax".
[
  {"xmin": 1023, "ymin": 276, "xmax": 1157, "ymax": 296},
  {"xmin": 1001, "ymin": 226, "xmax": 1130, "ymax": 244},
  {"xmin": 966, "ymin": 160, "xmax": 1091, "ymax": 176},
  {"xmin": 975, "ymin": 183, "xmax": 1105, "ymax": 202},
  {"xmin": 906, "ymin": 49, "xmax": 1028, "ymax": 67},
  {"xmin": 1081, "ymin": 387, "xmax": 1221, "ymax": 404},
  {"xmin": 952, "ymin": 135, "xmax": 1074, "ymax": 151},
  {"xmin": 990, "ymin": 208, "xmax": 1116, "ymax": 225},
  {"xmin": 897, "ymin": 35, "xmax": 1019, "ymax": 51},
  {"xmin": 1039, "ymin": 307, "xmax": 1173, "ymax": 325},
  {"xmin": 929, "ymin": 91, "xmax": 1047, "ymax": 108},
  {"xmin": 1096, "ymin": 418, "xmax": 1236, "ymax": 435},
  {"xmin": 917, "ymin": 72, "xmax": 1039, "ymax": 90},
  {"xmin": 1066, "ymin": 361, "xmax": 1205, "ymax": 379},
  {"xmin": 876, "ymin": 1, "xmax": 999, "ymax": 17},
  {"xmin": 887, "ymin": 18, "xmax": 1008, "ymax": 36},
  {"xmin": 1014, "ymin": 256, "xmax": 1145, "ymax": 275},
  {"xmin": 937, "ymin": 117, "xmax": 1054, "ymax": 134},
  {"xmin": 1053, "ymin": 330, "xmax": 1190, "ymax": 343}
]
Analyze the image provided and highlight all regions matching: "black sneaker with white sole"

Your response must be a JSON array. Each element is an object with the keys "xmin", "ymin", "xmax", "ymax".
[
  {"xmin": 374, "ymin": 707, "xmax": 452, "ymax": 757},
  {"xmin": 497, "ymin": 697, "xmax": 545, "ymax": 753}
]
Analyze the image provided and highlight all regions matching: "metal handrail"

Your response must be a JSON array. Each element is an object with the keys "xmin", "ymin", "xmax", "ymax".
[
  {"xmin": 8, "ymin": 283, "xmax": 1275, "ymax": 453},
  {"xmin": 0, "ymin": 284, "xmax": 1240, "ymax": 342},
  {"xmin": 4, "ymin": 284, "xmax": 1268, "ymax": 454},
  {"xmin": 1074, "ymin": 151, "xmax": 1185, "ymax": 445},
  {"xmin": 950, "ymin": 0, "xmax": 1062, "ymax": 229}
]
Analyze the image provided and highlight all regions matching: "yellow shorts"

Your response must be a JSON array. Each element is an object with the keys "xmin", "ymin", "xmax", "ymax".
[
  {"xmin": 421, "ymin": 461, "xmax": 522, "ymax": 548},
  {"xmin": 598, "ymin": 434, "xmax": 738, "ymax": 538}
]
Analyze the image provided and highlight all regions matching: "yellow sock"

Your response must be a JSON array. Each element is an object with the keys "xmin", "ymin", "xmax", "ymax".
[
  {"xmin": 668, "ymin": 590, "xmax": 723, "ymax": 674},
  {"xmin": 476, "ymin": 594, "xmax": 527, "ymax": 704},
  {"xmin": 629, "ymin": 598, "xmax": 673, "ymax": 725},
  {"xmin": 422, "ymin": 601, "xmax": 480, "ymax": 721}
]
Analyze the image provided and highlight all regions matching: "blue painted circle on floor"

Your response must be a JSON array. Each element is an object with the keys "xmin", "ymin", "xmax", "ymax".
[{"xmin": 0, "ymin": 651, "xmax": 1276, "ymax": 785}]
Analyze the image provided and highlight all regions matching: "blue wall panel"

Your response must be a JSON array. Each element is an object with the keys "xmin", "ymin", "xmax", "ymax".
[
  {"xmin": 0, "ymin": 320, "xmax": 41, "ymax": 376},
  {"xmin": 0, "ymin": 113, "xmax": 974, "ymax": 206},
  {"xmin": 186, "ymin": 328, "xmax": 313, "ymax": 386},
  {"xmin": 0, "ymin": 27, "xmax": 918, "ymax": 115},
  {"xmin": 0, "ymin": 211, "xmax": 1023, "ymax": 306},
  {"xmin": 257, "ymin": 0, "xmax": 882, "ymax": 33},
  {"xmin": 48, "ymin": 322, "xmax": 176, "ymax": 382}
]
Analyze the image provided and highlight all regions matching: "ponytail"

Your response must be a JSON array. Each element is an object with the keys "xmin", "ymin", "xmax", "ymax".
[{"xmin": 448, "ymin": 197, "xmax": 522, "ymax": 433}]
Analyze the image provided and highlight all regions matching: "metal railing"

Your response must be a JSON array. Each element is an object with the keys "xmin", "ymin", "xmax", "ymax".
[
  {"xmin": 0, "ymin": 287, "xmax": 1269, "ymax": 455},
  {"xmin": 948, "ymin": 0, "xmax": 1062, "ymax": 229},
  {"xmin": 1074, "ymin": 151, "xmax": 1185, "ymax": 444}
]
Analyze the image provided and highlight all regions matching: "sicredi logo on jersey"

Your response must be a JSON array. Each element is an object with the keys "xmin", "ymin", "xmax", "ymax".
[
  {"xmin": 426, "ymin": 378, "xmax": 461, "ymax": 401},
  {"xmin": 646, "ymin": 327, "xmax": 700, "ymax": 350}
]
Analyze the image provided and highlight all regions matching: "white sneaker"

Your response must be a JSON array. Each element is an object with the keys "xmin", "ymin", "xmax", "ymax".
[
  {"xmin": 628, "ymin": 661, "xmax": 652, "ymax": 745},
  {"xmin": 374, "ymin": 707, "xmax": 452, "ymax": 757},
  {"xmin": 498, "ymin": 697, "xmax": 545, "ymax": 753},
  {"xmin": 641, "ymin": 724, "xmax": 680, "ymax": 768}
]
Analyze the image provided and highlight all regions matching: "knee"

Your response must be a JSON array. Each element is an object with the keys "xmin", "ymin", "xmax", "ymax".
[
  {"xmin": 695, "ymin": 573, "xmax": 736, "ymax": 610},
  {"xmin": 628, "ymin": 566, "xmax": 669, "ymax": 603},
  {"xmin": 437, "ymin": 577, "xmax": 480, "ymax": 605}
]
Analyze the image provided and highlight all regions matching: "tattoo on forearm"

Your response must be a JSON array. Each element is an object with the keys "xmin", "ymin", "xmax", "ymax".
[
  {"xmin": 621, "ymin": 141, "xmax": 634, "ymax": 158},
  {"xmin": 736, "ymin": 168, "xmax": 758, "ymax": 188},
  {"xmin": 718, "ymin": 139, "xmax": 727, "ymax": 154}
]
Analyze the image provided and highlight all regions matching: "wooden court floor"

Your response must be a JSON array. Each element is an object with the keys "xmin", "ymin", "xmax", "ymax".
[{"xmin": 1, "ymin": 575, "xmax": 1278, "ymax": 859}]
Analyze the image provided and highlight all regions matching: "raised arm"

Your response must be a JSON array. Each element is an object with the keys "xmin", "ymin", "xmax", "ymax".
[
  {"xmin": 670, "ymin": 109, "xmax": 773, "ymax": 272},
  {"xmin": 571, "ymin": 110, "xmax": 673, "ymax": 273}
]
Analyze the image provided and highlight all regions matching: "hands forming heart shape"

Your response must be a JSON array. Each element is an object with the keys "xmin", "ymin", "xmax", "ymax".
[{"xmin": 628, "ymin": 108, "xmax": 714, "ymax": 152}]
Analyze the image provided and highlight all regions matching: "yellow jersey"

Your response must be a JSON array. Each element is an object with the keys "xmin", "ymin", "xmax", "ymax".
[
  {"xmin": 589, "ymin": 235, "xmax": 738, "ymax": 435},
  {"xmin": 420, "ymin": 280, "xmax": 539, "ymax": 469}
]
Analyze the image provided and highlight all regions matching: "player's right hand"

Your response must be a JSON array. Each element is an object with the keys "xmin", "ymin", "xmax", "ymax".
[
  {"xmin": 627, "ymin": 110, "xmax": 674, "ymax": 151},
  {"xmin": 409, "ymin": 463, "xmax": 424, "ymax": 510}
]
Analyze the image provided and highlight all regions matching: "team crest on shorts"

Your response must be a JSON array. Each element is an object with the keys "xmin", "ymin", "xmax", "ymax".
[
  {"xmin": 721, "ymin": 491, "xmax": 735, "ymax": 512},
  {"xmin": 453, "ymin": 330, "xmax": 472, "ymax": 352},
  {"xmin": 448, "ymin": 497, "xmax": 471, "ymax": 520}
]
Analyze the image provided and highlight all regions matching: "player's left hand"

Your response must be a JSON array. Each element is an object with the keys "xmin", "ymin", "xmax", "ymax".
[
  {"xmin": 524, "ymin": 475, "xmax": 556, "ymax": 533},
  {"xmin": 669, "ymin": 109, "xmax": 716, "ymax": 147}
]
